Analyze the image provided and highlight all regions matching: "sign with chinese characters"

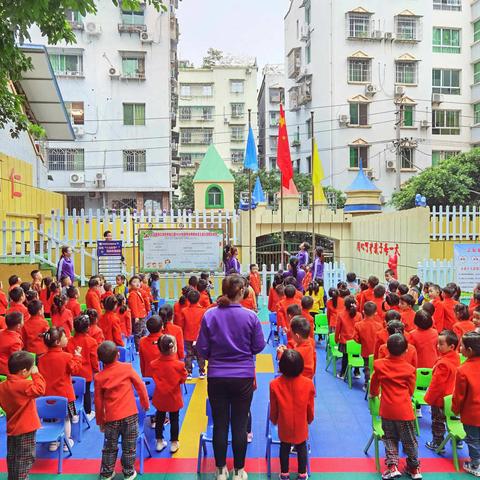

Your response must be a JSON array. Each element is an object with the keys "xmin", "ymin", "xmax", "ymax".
[
  {"xmin": 10, "ymin": 169, "xmax": 22, "ymax": 199},
  {"xmin": 356, "ymin": 241, "xmax": 400, "ymax": 257},
  {"xmin": 97, "ymin": 241, "xmax": 123, "ymax": 284},
  {"xmin": 454, "ymin": 244, "xmax": 480, "ymax": 292}
]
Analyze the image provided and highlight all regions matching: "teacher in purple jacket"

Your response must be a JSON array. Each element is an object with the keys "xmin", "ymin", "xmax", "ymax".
[{"xmin": 196, "ymin": 274, "xmax": 266, "ymax": 480}]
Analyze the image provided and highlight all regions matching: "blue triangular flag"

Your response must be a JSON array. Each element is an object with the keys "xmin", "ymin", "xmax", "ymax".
[
  {"xmin": 243, "ymin": 126, "xmax": 258, "ymax": 172},
  {"xmin": 252, "ymin": 176, "xmax": 265, "ymax": 203}
]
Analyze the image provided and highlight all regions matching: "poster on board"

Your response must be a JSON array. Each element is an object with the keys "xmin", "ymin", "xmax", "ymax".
[
  {"xmin": 97, "ymin": 240, "xmax": 123, "ymax": 283},
  {"xmin": 138, "ymin": 229, "xmax": 223, "ymax": 272},
  {"xmin": 454, "ymin": 243, "xmax": 480, "ymax": 292}
]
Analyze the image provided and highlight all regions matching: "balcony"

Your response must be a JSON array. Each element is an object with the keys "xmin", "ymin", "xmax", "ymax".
[
  {"xmin": 287, "ymin": 48, "xmax": 301, "ymax": 79},
  {"xmin": 118, "ymin": 23, "xmax": 146, "ymax": 33},
  {"xmin": 394, "ymin": 15, "xmax": 422, "ymax": 43},
  {"xmin": 289, "ymin": 87, "xmax": 300, "ymax": 111}
]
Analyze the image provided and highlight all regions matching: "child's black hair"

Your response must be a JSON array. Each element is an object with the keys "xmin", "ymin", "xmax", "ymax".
[
  {"xmin": 439, "ymin": 329, "xmax": 459, "ymax": 349},
  {"xmin": 301, "ymin": 295, "xmax": 314, "ymax": 310},
  {"xmin": 51, "ymin": 294, "xmax": 67, "ymax": 315},
  {"xmin": 158, "ymin": 334, "xmax": 176, "ymax": 354},
  {"xmin": 364, "ymin": 301, "xmax": 377, "ymax": 317},
  {"xmin": 9, "ymin": 287, "xmax": 24, "ymax": 303},
  {"xmin": 359, "ymin": 280, "xmax": 369, "ymax": 292},
  {"xmin": 307, "ymin": 281, "xmax": 319, "ymax": 296},
  {"xmin": 328, "ymin": 288, "xmax": 339, "ymax": 308},
  {"xmin": 104, "ymin": 283, "xmax": 112, "ymax": 292},
  {"xmin": 272, "ymin": 273, "xmax": 284, "ymax": 288},
  {"xmin": 387, "ymin": 333, "xmax": 408, "ymax": 356},
  {"xmin": 443, "ymin": 284, "xmax": 457, "ymax": 298},
  {"xmin": 385, "ymin": 292, "xmax": 400, "ymax": 307},
  {"xmin": 462, "ymin": 331, "xmax": 480, "ymax": 357},
  {"xmin": 284, "ymin": 276, "xmax": 297, "ymax": 287},
  {"xmin": 74, "ymin": 314, "xmax": 90, "ymax": 334},
  {"xmin": 290, "ymin": 316, "xmax": 310, "ymax": 339},
  {"xmin": 5, "ymin": 311, "xmax": 23, "ymax": 329},
  {"xmin": 149, "ymin": 272, "xmax": 160, "ymax": 282},
  {"xmin": 197, "ymin": 279, "xmax": 208, "ymax": 293},
  {"xmin": 128, "ymin": 275, "xmax": 140, "ymax": 286},
  {"xmin": 278, "ymin": 349, "xmax": 304, "ymax": 378},
  {"xmin": 159, "ymin": 303, "xmax": 174, "ymax": 329},
  {"xmin": 373, "ymin": 285, "xmax": 386, "ymax": 299},
  {"xmin": 398, "ymin": 284, "xmax": 409, "ymax": 296},
  {"xmin": 367, "ymin": 276, "xmax": 379, "ymax": 288},
  {"xmin": 147, "ymin": 315, "xmax": 162, "ymax": 334},
  {"xmin": 386, "ymin": 320, "xmax": 405, "ymax": 335},
  {"xmin": 286, "ymin": 304, "xmax": 302, "ymax": 317},
  {"xmin": 116, "ymin": 294, "xmax": 127, "ymax": 314},
  {"xmin": 88, "ymin": 277, "xmax": 99, "ymax": 289},
  {"xmin": 346, "ymin": 272, "xmax": 357, "ymax": 283},
  {"xmin": 284, "ymin": 284, "xmax": 296, "ymax": 299},
  {"xmin": 103, "ymin": 295, "xmax": 118, "ymax": 312},
  {"xmin": 43, "ymin": 327, "xmax": 66, "ymax": 348},
  {"xmin": 47, "ymin": 281, "xmax": 59, "ymax": 300},
  {"xmin": 388, "ymin": 280, "xmax": 399, "ymax": 293},
  {"xmin": 25, "ymin": 290, "xmax": 38, "ymax": 303},
  {"xmin": 188, "ymin": 275, "xmax": 198, "ymax": 288},
  {"xmin": 344, "ymin": 295, "xmax": 357, "ymax": 318},
  {"xmin": 422, "ymin": 302, "xmax": 435, "ymax": 317},
  {"xmin": 27, "ymin": 299, "xmax": 43, "ymax": 316},
  {"xmin": 98, "ymin": 341, "xmax": 118, "ymax": 364},
  {"xmin": 187, "ymin": 289, "xmax": 200, "ymax": 304},
  {"xmin": 8, "ymin": 275, "xmax": 19, "ymax": 287},
  {"xmin": 454, "ymin": 303, "xmax": 470, "ymax": 321},
  {"xmin": 200, "ymin": 272, "xmax": 209, "ymax": 280},
  {"xmin": 385, "ymin": 309, "xmax": 401, "ymax": 323},
  {"xmin": 85, "ymin": 308, "xmax": 98, "ymax": 324},
  {"xmin": 249, "ymin": 264, "xmax": 258, "ymax": 272},
  {"xmin": 8, "ymin": 351, "xmax": 34, "ymax": 374},
  {"xmin": 20, "ymin": 282, "xmax": 31, "ymax": 293},
  {"xmin": 414, "ymin": 310, "xmax": 433, "ymax": 330},
  {"xmin": 66, "ymin": 286, "xmax": 78, "ymax": 299},
  {"xmin": 400, "ymin": 294, "xmax": 415, "ymax": 308}
]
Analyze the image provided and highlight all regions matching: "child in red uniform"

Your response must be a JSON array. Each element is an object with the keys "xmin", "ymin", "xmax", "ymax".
[
  {"xmin": 67, "ymin": 315, "xmax": 99, "ymax": 420},
  {"xmin": 23, "ymin": 300, "xmax": 49, "ymax": 356},
  {"xmin": 151, "ymin": 334, "xmax": 187, "ymax": 453},
  {"xmin": 99, "ymin": 296, "xmax": 124, "ymax": 347},
  {"xmin": 374, "ymin": 310, "xmax": 402, "ymax": 358},
  {"xmin": 0, "ymin": 351, "xmax": 46, "ymax": 480},
  {"xmin": 452, "ymin": 331, "xmax": 480, "ymax": 477},
  {"xmin": 183, "ymin": 290, "xmax": 206, "ymax": 379},
  {"xmin": 86, "ymin": 277, "xmax": 103, "ymax": 316},
  {"xmin": 335, "ymin": 295, "xmax": 362, "ymax": 379},
  {"xmin": 0, "ymin": 281, "xmax": 8, "ymax": 319},
  {"xmin": 44, "ymin": 280, "xmax": 60, "ymax": 318},
  {"xmin": 474, "ymin": 306, "xmax": 480, "ymax": 333},
  {"xmin": 270, "ymin": 349, "xmax": 314, "ymax": 480},
  {"xmin": 326, "ymin": 288, "xmax": 344, "ymax": 332},
  {"xmin": 384, "ymin": 292, "xmax": 401, "ymax": 315},
  {"xmin": 38, "ymin": 327, "xmax": 82, "ymax": 451},
  {"xmin": 65, "ymin": 286, "xmax": 81, "ymax": 318},
  {"xmin": 289, "ymin": 316, "xmax": 315, "ymax": 379},
  {"xmin": 408, "ymin": 310, "xmax": 438, "ymax": 369},
  {"xmin": 301, "ymin": 296, "xmax": 315, "ymax": 339},
  {"xmin": 139, "ymin": 274, "xmax": 152, "ymax": 313},
  {"xmin": 128, "ymin": 275, "xmax": 148, "ymax": 351},
  {"xmin": 139, "ymin": 315, "xmax": 162, "ymax": 378},
  {"xmin": 377, "ymin": 320, "xmax": 418, "ymax": 368},
  {"xmin": 370, "ymin": 334, "xmax": 421, "ymax": 480},
  {"xmin": 0, "ymin": 312, "xmax": 24, "ymax": 375},
  {"xmin": 7, "ymin": 287, "xmax": 30, "ymax": 323},
  {"xmin": 86, "ymin": 309, "xmax": 105, "ymax": 345},
  {"xmin": 101, "ymin": 283, "xmax": 114, "ymax": 302},
  {"xmin": 399, "ymin": 294, "xmax": 416, "ymax": 332},
  {"xmin": 159, "ymin": 303, "xmax": 184, "ymax": 360},
  {"xmin": 373, "ymin": 285, "xmax": 387, "ymax": 323},
  {"xmin": 240, "ymin": 283, "xmax": 257, "ymax": 311},
  {"xmin": 358, "ymin": 275, "xmax": 379, "ymax": 313},
  {"xmin": 249, "ymin": 264, "xmax": 261, "ymax": 302},
  {"xmin": 424, "ymin": 330, "xmax": 460, "ymax": 452},
  {"xmin": 173, "ymin": 290, "xmax": 188, "ymax": 330},
  {"xmin": 268, "ymin": 274, "xmax": 284, "ymax": 312},
  {"xmin": 452, "ymin": 303, "xmax": 476, "ymax": 341},
  {"xmin": 51, "ymin": 294, "xmax": 74, "ymax": 337},
  {"xmin": 276, "ymin": 285, "xmax": 302, "ymax": 334},
  {"xmin": 30, "ymin": 269, "xmax": 43, "ymax": 293},
  {"xmin": 94, "ymin": 341, "xmax": 149, "ymax": 480},
  {"xmin": 8, "ymin": 275, "xmax": 21, "ymax": 291},
  {"xmin": 442, "ymin": 284, "xmax": 459, "ymax": 330},
  {"xmin": 197, "ymin": 279, "xmax": 211, "ymax": 309},
  {"xmin": 116, "ymin": 294, "xmax": 132, "ymax": 337},
  {"xmin": 354, "ymin": 302, "xmax": 383, "ymax": 389},
  {"xmin": 428, "ymin": 284, "xmax": 445, "ymax": 332}
]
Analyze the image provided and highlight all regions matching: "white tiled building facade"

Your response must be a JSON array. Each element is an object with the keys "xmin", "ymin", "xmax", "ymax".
[
  {"xmin": 29, "ymin": 1, "xmax": 180, "ymax": 211},
  {"xmin": 284, "ymin": 0, "xmax": 475, "ymax": 198}
]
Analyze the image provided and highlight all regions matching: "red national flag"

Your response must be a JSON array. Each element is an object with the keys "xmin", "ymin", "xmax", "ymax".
[{"xmin": 276, "ymin": 104, "xmax": 294, "ymax": 189}]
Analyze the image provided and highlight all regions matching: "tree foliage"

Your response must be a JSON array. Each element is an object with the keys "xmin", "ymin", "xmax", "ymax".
[
  {"xmin": 172, "ymin": 172, "xmax": 195, "ymax": 211},
  {"xmin": 391, "ymin": 149, "xmax": 480, "ymax": 210},
  {"xmin": 202, "ymin": 48, "xmax": 224, "ymax": 68},
  {"xmin": 0, "ymin": 0, "xmax": 164, "ymax": 137}
]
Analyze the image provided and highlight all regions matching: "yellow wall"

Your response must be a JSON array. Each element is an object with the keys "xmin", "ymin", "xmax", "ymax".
[
  {"xmin": 430, "ymin": 240, "xmax": 479, "ymax": 261},
  {"xmin": 194, "ymin": 181, "xmax": 235, "ymax": 211}
]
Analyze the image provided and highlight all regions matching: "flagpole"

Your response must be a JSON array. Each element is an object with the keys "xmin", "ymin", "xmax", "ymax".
[
  {"xmin": 248, "ymin": 109, "xmax": 253, "ymax": 265},
  {"xmin": 310, "ymin": 110, "xmax": 315, "ymax": 249},
  {"xmin": 280, "ymin": 172, "xmax": 284, "ymax": 270}
]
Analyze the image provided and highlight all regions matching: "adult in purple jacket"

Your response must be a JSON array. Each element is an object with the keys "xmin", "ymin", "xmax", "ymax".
[
  {"xmin": 196, "ymin": 274, "xmax": 266, "ymax": 480},
  {"xmin": 56, "ymin": 246, "xmax": 75, "ymax": 284}
]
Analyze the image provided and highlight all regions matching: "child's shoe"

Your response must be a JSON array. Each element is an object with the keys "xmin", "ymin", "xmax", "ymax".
[
  {"xmin": 457, "ymin": 440, "xmax": 464, "ymax": 449},
  {"xmin": 187, "ymin": 374, "xmax": 193, "ymax": 380},
  {"xmin": 403, "ymin": 465, "xmax": 422, "ymax": 480},
  {"xmin": 464, "ymin": 462, "xmax": 480, "ymax": 477},
  {"xmin": 425, "ymin": 440, "xmax": 445, "ymax": 454},
  {"xmin": 71, "ymin": 414, "xmax": 80, "ymax": 424},
  {"xmin": 49, "ymin": 441, "xmax": 59, "ymax": 452},
  {"xmin": 86, "ymin": 411, "xmax": 96, "ymax": 422},
  {"xmin": 199, "ymin": 372, "xmax": 206, "ymax": 379},
  {"xmin": 214, "ymin": 466, "xmax": 229, "ymax": 480},
  {"xmin": 297, "ymin": 474, "xmax": 308, "ymax": 480},
  {"xmin": 150, "ymin": 416, "xmax": 156, "ymax": 428},
  {"xmin": 382, "ymin": 464, "xmax": 401, "ymax": 480},
  {"xmin": 279, "ymin": 474, "xmax": 289, "ymax": 480},
  {"xmin": 170, "ymin": 441, "xmax": 180, "ymax": 453},
  {"xmin": 247, "ymin": 432, "xmax": 254, "ymax": 443},
  {"xmin": 156, "ymin": 439, "xmax": 167, "ymax": 452},
  {"xmin": 416, "ymin": 408, "xmax": 422, "ymax": 418},
  {"xmin": 63, "ymin": 438, "xmax": 74, "ymax": 452},
  {"xmin": 232, "ymin": 468, "xmax": 248, "ymax": 480},
  {"xmin": 124, "ymin": 471, "xmax": 137, "ymax": 480},
  {"xmin": 336, "ymin": 373, "xmax": 345, "ymax": 380},
  {"xmin": 100, "ymin": 473, "xmax": 116, "ymax": 480}
]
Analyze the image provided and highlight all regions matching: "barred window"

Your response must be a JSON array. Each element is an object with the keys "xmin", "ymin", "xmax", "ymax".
[
  {"xmin": 123, "ymin": 150, "xmax": 146, "ymax": 171},
  {"xmin": 396, "ymin": 62, "xmax": 418, "ymax": 84},
  {"xmin": 348, "ymin": 59, "xmax": 371, "ymax": 83},
  {"xmin": 48, "ymin": 148, "xmax": 84, "ymax": 171}
]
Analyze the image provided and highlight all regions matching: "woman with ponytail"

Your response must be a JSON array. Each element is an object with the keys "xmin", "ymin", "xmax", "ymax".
[
  {"xmin": 159, "ymin": 303, "xmax": 184, "ymax": 360},
  {"xmin": 312, "ymin": 246, "xmax": 325, "ymax": 281},
  {"xmin": 196, "ymin": 274, "xmax": 266, "ymax": 480},
  {"xmin": 283, "ymin": 257, "xmax": 306, "ymax": 292}
]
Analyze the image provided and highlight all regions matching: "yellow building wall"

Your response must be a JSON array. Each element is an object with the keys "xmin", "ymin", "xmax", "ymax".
[{"xmin": 194, "ymin": 181, "xmax": 234, "ymax": 211}]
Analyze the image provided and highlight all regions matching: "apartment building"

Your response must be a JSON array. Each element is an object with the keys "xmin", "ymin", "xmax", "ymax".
[
  {"xmin": 257, "ymin": 64, "xmax": 285, "ymax": 171},
  {"xmin": 177, "ymin": 57, "xmax": 257, "ymax": 175},
  {"xmin": 284, "ymin": 0, "xmax": 473, "ymax": 199},
  {"xmin": 29, "ymin": 0, "xmax": 180, "ymax": 211}
]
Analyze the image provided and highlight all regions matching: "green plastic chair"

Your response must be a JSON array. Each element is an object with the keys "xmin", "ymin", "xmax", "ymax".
[
  {"xmin": 364, "ymin": 396, "xmax": 384, "ymax": 472},
  {"xmin": 413, "ymin": 368, "xmax": 433, "ymax": 408},
  {"xmin": 0, "ymin": 375, "xmax": 6, "ymax": 383},
  {"xmin": 325, "ymin": 333, "xmax": 343, "ymax": 376},
  {"xmin": 346, "ymin": 340, "xmax": 364, "ymax": 388},
  {"xmin": 460, "ymin": 354, "xmax": 467, "ymax": 364},
  {"xmin": 435, "ymin": 394, "xmax": 466, "ymax": 471},
  {"xmin": 80, "ymin": 303, "xmax": 87, "ymax": 311},
  {"xmin": 364, "ymin": 354, "xmax": 375, "ymax": 400},
  {"xmin": 314, "ymin": 313, "xmax": 329, "ymax": 340}
]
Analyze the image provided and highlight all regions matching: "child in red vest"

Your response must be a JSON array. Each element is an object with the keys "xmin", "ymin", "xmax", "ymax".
[
  {"xmin": 373, "ymin": 285, "xmax": 386, "ymax": 323},
  {"xmin": 270, "ymin": 349, "xmax": 314, "ymax": 480},
  {"xmin": 374, "ymin": 310, "xmax": 402, "ymax": 358},
  {"xmin": 173, "ymin": 290, "xmax": 188, "ymax": 330},
  {"xmin": 276, "ymin": 285, "xmax": 301, "ymax": 334},
  {"xmin": 38, "ymin": 327, "xmax": 82, "ymax": 451},
  {"xmin": 159, "ymin": 303, "xmax": 184, "ymax": 360},
  {"xmin": 7, "ymin": 287, "xmax": 30, "ymax": 323},
  {"xmin": 128, "ymin": 276, "xmax": 148, "ymax": 351},
  {"xmin": 301, "ymin": 296, "xmax": 315, "ymax": 339},
  {"xmin": 51, "ymin": 294, "xmax": 74, "ymax": 337},
  {"xmin": 409, "ymin": 310, "xmax": 438, "ymax": 369},
  {"xmin": 240, "ymin": 281, "xmax": 257, "ymax": 311},
  {"xmin": 358, "ymin": 275, "xmax": 378, "ymax": 313},
  {"xmin": 39, "ymin": 277, "xmax": 53, "ymax": 316},
  {"xmin": 452, "ymin": 331, "xmax": 480, "ymax": 477},
  {"xmin": 99, "ymin": 296, "xmax": 124, "ymax": 347},
  {"xmin": 288, "ymin": 316, "xmax": 315, "ymax": 379},
  {"xmin": 399, "ymin": 294, "xmax": 416, "ymax": 333},
  {"xmin": 116, "ymin": 294, "xmax": 132, "ymax": 337},
  {"xmin": 0, "ymin": 351, "xmax": 46, "ymax": 480},
  {"xmin": 326, "ymin": 288, "xmax": 344, "ymax": 331},
  {"xmin": 249, "ymin": 264, "xmax": 261, "ymax": 301},
  {"xmin": 101, "ymin": 283, "xmax": 114, "ymax": 302},
  {"xmin": 453, "ymin": 303, "xmax": 476, "ymax": 341},
  {"xmin": 139, "ymin": 274, "xmax": 152, "ymax": 313},
  {"xmin": 424, "ymin": 330, "xmax": 460, "ymax": 452},
  {"xmin": 268, "ymin": 274, "xmax": 284, "ymax": 312},
  {"xmin": 442, "ymin": 284, "xmax": 459, "ymax": 330},
  {"xmin": 197, "ymin": 279, "xmax": 211, "ymax": 309},
  {"xmin": 428, "ymin": 284, "xmax": 445, "ymax": 332},
  {"xmin": 0, "ymin": 312, "xmax": 24, "ymax": 375},
  {"xmin": 23, "ymin": 300, "xmax": 49, "ymax": 356},
  {"xmin": 65, "ymin": 286, "xmax": 81, "ymax": 318},
  {"xmin": 370, "ymin": 334, "xmax": 420, "ymax": 480},
  {"xmin": 139, "ymin": 315, "xmax": 162, "ymax": 377},
  {"xmin": 67, "ymin": 314, "xmax": 99, "ymax": 421},
  {"xmin": 377, "ymin": 320, "xmax": 418, "ymax": 368},
  {"xmin": 86, "ymin": 277, "xmax": 103, "ymax": 317},
  {"xmin": 183, "ymin": 290, "xmax": 206, "ymax": 379},
  {"xmin": 86, "ymin": 308, "xmax": 105, "ymax": 345},
  {"xmin": 151, "ymin": 334, "xmax": 187, "ymax": 453}
]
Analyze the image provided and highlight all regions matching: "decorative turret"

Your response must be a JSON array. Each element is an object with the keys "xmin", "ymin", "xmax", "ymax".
[{"xmin": 344, "ymin": 163, "xmax": 383, "ymax": 215}]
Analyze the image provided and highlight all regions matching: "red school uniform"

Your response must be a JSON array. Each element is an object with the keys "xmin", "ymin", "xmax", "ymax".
[
  {"xmin": 22, "ymin": 314, "xmax": 49, "ymax": 356},
  {"xmin": 163, "ymin": 322, "xmax": 185, "ymax": 360},
  {"xmin": 86, "ymin": 288, "xmax": 102, "ymax": 316},
  {"xmin": 128, "ymin": 288, "xmax": 147, "ymax": 320},
  {"xmin": 378, "ymin": 343, "xmax": 418, "ymax": 368},
  {"xmin": 370, "ymin": 355, "xmax": 416, "ymax": 421},
  {"xmin": 294, "ymin": 340, "xmax": 316, "ymax": 379},
  {"xmin": 353, "ymin": 316, "xmax": 384, "ymax": 358},
  {"xmin": 101, "ymin": 291, "xmax": 114, "ymax": 302},
  {"xmin": 302, "ymin": 309, "xmax": 315, "ymax": 339},
  {"xmin": 452, "ymin": 356, "xmax": 480, "ymax": 426},
  {"xmin": 268, "ymin": 287, "xmax": 283, "ymax": 313},
  {"xmin": 0, "ymin": 290, "xmax": 7, "ymax": 316},
  {"xmin": 7, "ymin": 302, "xmax": 30, "ymax": 323},
  {"xmin": 270, "ymin": 374, "xmax": 315, "ymax": 445},
  {"xmin": 453, "ymin": 320, "xmax": 476, "ymax": 341},
  {"xmin": 276, "ymin": 297, "xmax": 302, "ymax": 331},
  {"xmin": 0, "ymin": 372, "xmax": 46, "ymax": 436},
  {"xmin": 249, "ymin": 272, "xmax": 261, "ymax": 296},
  {"xmin": 182, "ymin": 304, "xmax": 206, "ymax": 342},
  {"xmin": 241, "ymin": 296, "xmax": 256, "ymax": 311},
  {"xmin": 94, "ymin": 360, "xmax": 149, "ymax": 426},
  {"xmin": 326, "ymin": 297, "xmax": 344, "ymax": 329},
  {"xmin": 400, "ymin": 308, "xmax": 416, "ymax": 332},
  {"xmin": 151, "ymin": 354, "xmax": 188, "ymax": 412},
  {"xmin": 424, "ymin": 350, "xmax": 460, "ymax": 408},
  {"xmin": 51, "ymin": 308, "xmax": 74, "ymax": 337},
  {"xmin": 66, "ymin": 333, "xmax": 99, "ymax": 382},
  {"xmin": 408, "ymin": 327, "xmax": 438, "ymax": 368},
  {"xmin": 173, "ymin": 301, "xmax": 187, "ymax": 330},
  {"xmin": 38, "ymin": 346, "xmax": 82, "ymax": 402},
  {"xmin": 431, "ymin": 297, "xmax": 445, "ymax": 332},
  {"xmin": 39, "ymin": 288, "xmax": 49, "ymax": 314},
  {"xmin": 335, "ymin": 311, "xmax": 362, "ymax": 345},
  {"xmin": 198, "ymin": 290, "xmax": 211, "ymax": 309},
  {"xmin": 139, "ymin": 332, "xmax": 162, "ymax": 378},
  {"xmin": 117, "ymin": 308, "xmax": 132, "ymax": 337},
  {"xmin": 99, "ymin": 311, "xmax": 124, "ymax": 346},
  {"xmin": 372, "ymin": 297, "xmax": 385, "ymax": 321},
  {"xmin": 442, "ymin": 297, "xmax": 458, "ymax": 330},
  {"xmin": 0, "ymin": 330, "xmax": 23, "ymax": 374},
  {"xmin": 140, "ymin": 284, "xmax": 152, "ymax": 312},
  {"xmin": 88, "ymin": 324, "xmax": 105, "ymax": 345},
  {"xmin": 66, "ymin": 297, "xmax": 81, "ymax": 318},
  {"xmin": 358, "ymin": 287, "xmax": 375, "ymax": 313}
]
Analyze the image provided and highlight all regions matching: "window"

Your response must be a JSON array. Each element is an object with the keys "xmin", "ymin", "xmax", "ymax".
[
  {"xmin": 288, "ymin": 48, "xmax": 301, "ymax": 78},
  {"xmin": 49, "ymin": 53, "xmax": 83, "ymax": 76},
  {"xmin": 203, "ymin": 130, "xmax": 213, "ymax": 144},
  {"xmin": 475, "ymin": 63, "xmax": 480, "ymax": 85},
  {"xmin": 67, "ymin": 195, "xmax": 85, "ymax": 212},
  {"xmin": 396, "ymin": 61, "xmax": 417, "ymax": 85},
  {"xmin": 180, "ymin": 130, "xmax": 191, "ymax": 144},
  {"xmin": 123, "ymin": 103, "xmax": 145, "ymax": 125},
  {"xmin": 305, "ymin": 43, "xmax": 311, "ymax": 64},
  {"xmin": 121, "ymin": 56, "xmax": 145, "ymax": 79},
  {"xmin": 203, "ymin": 85, "xmax": 213, "ymax": 96},
  {"xmin": 206, "ymin": 185, "xmax": 224, "ymax": 209},
  {"xmin": 179, "ymin": 106, "xmax": 191, "ymax": 120},
  {"xmin": 270, "ymin": 136, "xmax": 278, "ymax": 150},
  {"xmin": 180, "ymin": 128, "xmax": 212, "ymax": 144},
  {"xmin": 349, "ymin": 145, "xmax": 369, "ymax": 168},
  {"xmin": 65, "ymin": 9, "xmax": 82, "ymax": 24},
  {"xmin": 231, "ymin": 103, "xmax": 244, "ymax": 118},
  {"xmin": 230, "ymin": 80, "xmax": 244, "ymax": 94},
  {"xmin": 349, "ymin": 103, "xmax": 368, "ymax": 126},
  {"xmin": 433, "ymin": 0, "xmax": 461, "ymax": 11},
  {"xmin": 269, "ymin": 157, "xmax": 277, "ymax": 170},
  {"xmin": 347, "ymin": 13, "xmax": 371, "ymax": 38},
  {"xmin": 231, "ymin": 150, "xmax": 244, "ymax": 163},
  {"xmin": 65, "ymin": 101, "xmax": 84, "ymax": 125},
  {"xmin": 231, "ymin": 126, "xmax": 244, "ymax": 142},
  {"xmin": 269, "ymin": 88, "xmax": 284, "ymax": 104},
  {"xmin": 432, "ymin": 110, "xmax": 460, "ymax": 135},
  {"xmin": 432, "ymin": 69, "xmax": 460, "ymax": 95},
  {"xmin": 431, "ymin": 150, "xmax": 460, "ymax": 166},
  {"xmin": 475, "ymin": 104, "xmax": 480, "ymax": 125},
  {"xmin": 202, "ymin": 107, "xmax": 213, "ymax": 121},
  {"xmin": 304, "ymin": 0, "xmax": 311, "ymax": 25},
  {"xmin": 475, "ymin": 20, "xmax": 480, "ymax": 43},
  {"xmin": 433, "ymin": 28, "xmax": 460, "ymax": 53},
  {"xmin": 400, "ymin": 147, "xmax": 415, "ymax": 169},
  {"xmin": 121, "ymin": 6, "xmax": 144, "ymax": 25},
  {"xmin": 180, "ymin": 85, "xmax": 191, "ymax": 97},
  {"xmin": 402, "ymin": 105, "xmax": 415, "ymax": 127},
  {"xmin": 396, "ymin": 16, "xmax": 418, "ymax": 41},
  {"xmin": 47, "ymin": 148, "xmax": 84, "ymax": 171},
  {"xmin": 348, "ymin": 58, "xmax": 371, "ymax": 83},
  {"xmin": 123, "ymin": 150, "xmax": 146, "ymax": 171},
  {"xmin": 269, "ymin": 111, "xmax": 280, "ymax": 127}
]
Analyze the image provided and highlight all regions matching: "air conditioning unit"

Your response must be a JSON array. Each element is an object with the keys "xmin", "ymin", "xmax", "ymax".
[
  {"xmin": 85, "ymin": 22, "xmax": 101, "ymax": 36},
  {"xmin": 432, "ymin": 93, "xmax": 444, "ymax": 104},
  {"xmin": 385, "ymin": 159, "xmax": 396, "ymax": 171},
  {"xmin": 338, "ymin": 114, "xmax": 349, "ymax": 126},
  {"xmin": 366, "ymin": 170, "xmax": 375, "ymax": 180},
  {"xmin": 67, "ymin": 71, "xmax": 80, "ymax": 76},
  {"xmin": 395, "ymin": 86, "xmax": 405, "ymax": 97},
  {"xmin": 365, "ymin": 84, "xmax": 378, "ymax": 96},
  {"xmin": 300, "ymin": 24, "xmax": 310, "ymax": 41},
  {"xmin": 140, "ymin": 31, "xmax": 154, "ymax": 43},
  {"xmin": 420, "ymin": 119, "xmax": 430, "ymax": 129},
  {"xmin": 108, "ymin": 67, "xmax": 120, "ymax": 78},
  {"xmin": 70, "ymin": 173, "xmax": 85, "ymax": 185},
  {"xmin": 73, "ymin": 126, "xmax": 84, "ymax": 137},
  {"xmin": 384, "ymin": 32, "xmax": 393, "ymax": 40},
  {"xmin": 373, "ymin": 30, "xmax": 383, "ymax": 39},
  {"xmin": 224, "ymin": 117, "xmax": 229, "ymax": 124},
  {"xmin": 96, "ymin": 173, "xmax": 106, "ymax": 182}
]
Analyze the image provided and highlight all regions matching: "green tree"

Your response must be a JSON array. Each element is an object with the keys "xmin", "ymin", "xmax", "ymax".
[
  {"xmin": 0, "ymin": 0, "xmax": 164, "ymax": 137},
  {"xmin": 173, "ymin": 172, "xmax": 195, "ymax": 210},
  {"xmin": 324, "ymin": 186, "xmax": 346, "ymax": 209},
  {"xmin": 391, "ymin": 149, "xmax": 480, "ymax": 210},
  {"xmin": 202, "ymin": 48, "xmax": 224, "ymax": 68}
]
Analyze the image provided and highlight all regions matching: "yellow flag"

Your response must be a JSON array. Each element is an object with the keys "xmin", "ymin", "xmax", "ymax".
[{"xmin": 312, "ymin": 139, "xmax": 327, "ymax": 203}]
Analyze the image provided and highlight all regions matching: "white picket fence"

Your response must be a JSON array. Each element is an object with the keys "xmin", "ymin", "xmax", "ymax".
[
  {"xmin": 430, "ymin": 205, "xmax": 480, "ymax": 240},
  {"xmin": 417, "ymin": 259, "xmax": 454, "ymax": 285}
]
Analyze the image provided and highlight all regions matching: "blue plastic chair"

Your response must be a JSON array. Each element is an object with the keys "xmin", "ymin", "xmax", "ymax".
[
  {"xmin": 266, "ymin": 312, "xmax": 278, "ymax": 345},
  {"xmin": 36, "ymin": 396, "xmax": 72, "ymax": 473},
  {"xmin": 118, "ymin": 346, "xmax": 128, "ymax": 362},
  {"xmin": 71, "ymin": 376, "xmax": 91, "ymax": 442},
  {"xmin": 135, "ymin": 396, "xmax": 151, "ymax": 474},
  {"xmin": 142, "ymin": 377, "xmax": 156, "ymax": 419},
  {"xmin": 123, "ymin": 335, "xmax": 136, "ymax": 361}
]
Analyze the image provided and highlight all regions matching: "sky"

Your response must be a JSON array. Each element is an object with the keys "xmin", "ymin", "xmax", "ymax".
[{"xmin": 177, "ymin": 0, "xmax": 291, "ymax": 73}]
